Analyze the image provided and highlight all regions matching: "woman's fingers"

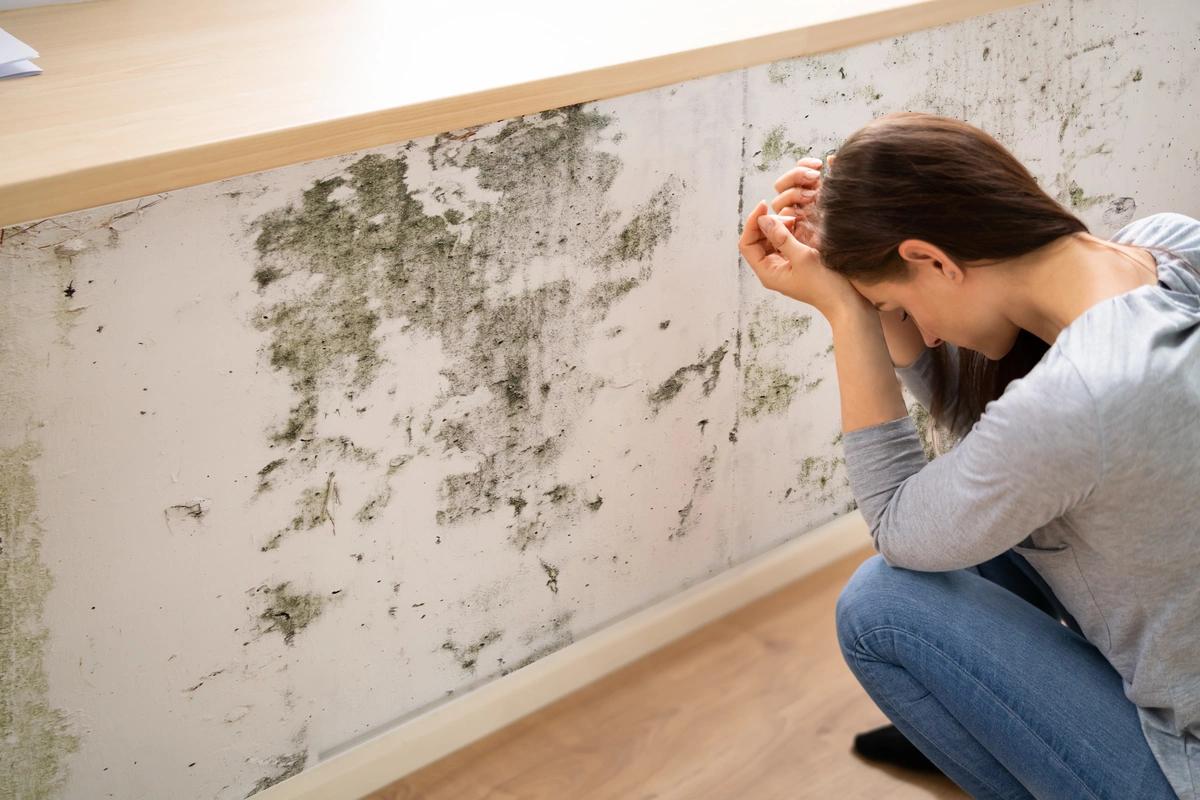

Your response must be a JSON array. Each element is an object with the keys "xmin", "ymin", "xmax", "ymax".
[
  {"xmin": 772, "ymin": 162, "xmax": 823, "ymax": 194},
  {"xmin": 739, "ymin": 200, "xmax": 795, "ymax": 267},
  {"xmin": 770, "ymin": 186, "xmax": 818, "ymax": 214}
]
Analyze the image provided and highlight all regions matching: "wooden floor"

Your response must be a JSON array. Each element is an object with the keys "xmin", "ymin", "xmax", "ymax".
[{"xmin": 364, "ymin": 545, "xmax": 968, "ymax": 800}]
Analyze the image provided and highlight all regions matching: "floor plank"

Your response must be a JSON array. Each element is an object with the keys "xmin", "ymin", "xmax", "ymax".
[{"xmin": 364, "ymin": 544, "xmax": 968, "ymax": 799}]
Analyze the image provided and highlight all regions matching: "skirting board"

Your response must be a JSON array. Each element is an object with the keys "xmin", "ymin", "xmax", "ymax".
[{"xmin": 257, "ymin": 510, "xmax": 873, "ymax": 800}]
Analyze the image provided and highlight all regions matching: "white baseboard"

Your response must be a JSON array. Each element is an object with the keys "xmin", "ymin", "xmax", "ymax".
[{"xmin": 258, "ymin": 511, "xmax": 871, "ymax": 800}]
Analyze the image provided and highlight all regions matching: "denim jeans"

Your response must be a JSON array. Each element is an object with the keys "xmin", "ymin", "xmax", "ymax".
[{"xmin": 835, "ymin": 549, "xmax": 1179, "ymax": 799}]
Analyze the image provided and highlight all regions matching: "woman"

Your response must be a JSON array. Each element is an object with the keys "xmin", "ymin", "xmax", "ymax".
[{"xmin": 738, "ymin": 111, "xmax": 1199, "ymax": 800}]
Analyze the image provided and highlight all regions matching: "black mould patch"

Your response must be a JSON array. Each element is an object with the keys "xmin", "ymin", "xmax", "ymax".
[
  {"xmin": 255, "ymin": 458, "xmax": 287, "ymax": 494},
  {"xmin": 441, "ymin": 629, "xmax": 503, "ymax": 671},
  {"xmin": 162, "ymin": 497, "xmax": 212, "ymax": 533},
  {"xmin": 252, "ymin": 582, "xmax": 329, "ymax": 646},
  {"xmin": 248, "ymin": 103, "xmax": 683, "ymax": 539},
  {"xmin": 541, "ymin": 561, "xmax": 560, "ymax": 593},
  {"xmin": 504, "ymin": 611, "xmax": 577, "ymax": 674},
  {"xmin": 669, "ymin": 447, "xmax": 718, "ymax": 540},
  {"xmin": 1, "ymin": 439, "xmax": 81, "ymax": 792},
  {"xmin": 648, "ymin": 342, "xmax": 729, "ymax": 412},
  {"xmin": 246, "ymin": 744, "xmax": 307, "ymax": 797}
]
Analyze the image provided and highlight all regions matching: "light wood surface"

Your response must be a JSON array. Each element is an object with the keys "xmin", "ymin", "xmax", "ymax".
[
  {"xmin": 364, "ymin": 545, "xmax": 968, "ymax": 800},
  {"xmin": 0, "ymin": 0, "xmax": 1035, "ymax": 228}
]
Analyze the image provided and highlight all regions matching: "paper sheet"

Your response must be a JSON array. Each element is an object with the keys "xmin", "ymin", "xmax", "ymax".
[{"xmin": 0, "ymin": 25, "xmax": 41, "ymax": 79}]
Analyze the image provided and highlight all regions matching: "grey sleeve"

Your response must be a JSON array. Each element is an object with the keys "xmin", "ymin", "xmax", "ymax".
[{"xmin": 841, "ymin": 354, "xmax": 1105, "ymax": 571}]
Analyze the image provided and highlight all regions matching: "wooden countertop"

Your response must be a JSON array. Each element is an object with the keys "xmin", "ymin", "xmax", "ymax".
[{"xmin": 0, "ymin": 0, "xmax": 1031, "ymax": 228}]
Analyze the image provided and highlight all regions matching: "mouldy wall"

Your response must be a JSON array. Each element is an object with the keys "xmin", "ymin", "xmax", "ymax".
[{"xmin": 1, "ymin": 0, "xmax": 1198, "ymax": 796}]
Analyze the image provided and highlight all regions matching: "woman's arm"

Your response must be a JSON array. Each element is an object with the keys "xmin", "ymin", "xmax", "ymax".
[
  {"xmin": 830, "ymin": 299, "xmax": 1102, "ymax": 570},
  {"xmin": 828, "ymin": 300, "xmax": 911, "ymax": 433},
  {"xmin": 878, "ymin": 308, "xmax": 927, "ymax": 368}
]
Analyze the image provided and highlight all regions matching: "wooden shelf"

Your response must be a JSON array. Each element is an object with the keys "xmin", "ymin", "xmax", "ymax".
[{"xmin": 0, "ymin": 0, "xmax": 1032, "ymax": 227}]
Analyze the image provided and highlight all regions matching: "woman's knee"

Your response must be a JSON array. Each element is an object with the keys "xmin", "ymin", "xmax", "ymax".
[{"xmin": 834, "ymin": 553, "xmax": 952, "ymax": 650}]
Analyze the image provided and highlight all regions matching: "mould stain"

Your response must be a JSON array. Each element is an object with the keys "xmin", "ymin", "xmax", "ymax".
[
  {"xmin": 541, "ymin": 560, "xmax": 560, "ymax": 593},
  {"xmin": 766, "ymin": 62, "xmax": 793, "ymax": 84},
  {"xmin": 739, "ymin": 302, "xmax": 821, "ymax": 419},
  {"xmin": 0, "ymin": 438, "xmax": 81, "ymax": 797},
  {"xmin": 1066, "ymin": 179, "xmax": 1112, "ymax": 210},
  {"xmin": 504, "ymin": 610, "xmax": 576, "ymax": 674},
  {"xmin": 906, "ymin": 401, "xmax": 962, "ymax": 461},
  {"xmin": 647, "ymin": 342, "xmax": 729, "ymax": 412},
  {"xmin": 755, "ymin": 125, "xmax": 812, "ymax": 173},
  {"xmin": 246, "ymin": 102, "xmax": 683, "ymax": 543},
  {"xmin": 790, "ymin": 449, "xmax": 850, "ymax": 507},
  {"xmin": 251, "ymin": 582, "xmax": 330, "ymax": 646},
  {"xmin": 742, "ymin": 363, "xmax": 801, "ymax": 418},
  {"xmin": 669, "ymin": 446, "xmax": 718, "ymax": 540},
  {"xmin": 441, "ymin": 629, "xmax": 503, "ymax": 671},
  {"xmin": 245, "ymin": 725, "xmax": 308, "ymax": 797}
]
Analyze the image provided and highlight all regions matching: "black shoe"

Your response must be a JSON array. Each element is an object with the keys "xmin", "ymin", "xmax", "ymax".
[{"xmin": 852, "ymin": 723, "xmax": 943, "ymax": 773}]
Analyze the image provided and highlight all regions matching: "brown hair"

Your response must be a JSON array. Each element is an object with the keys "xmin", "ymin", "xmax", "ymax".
[{"xmin": 811, "ymin": 111, "xmax": 1193, "ymax": 437}]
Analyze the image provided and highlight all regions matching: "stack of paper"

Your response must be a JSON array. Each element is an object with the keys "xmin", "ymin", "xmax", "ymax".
[{"xmin": 0, "ymin": 25, "xmax": 41, "ymax": 79}]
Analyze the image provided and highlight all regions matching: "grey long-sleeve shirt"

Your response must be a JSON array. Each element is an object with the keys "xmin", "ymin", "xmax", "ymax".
[{"xmin": 841, "ymin": 212, "xmax": 1200, "ymax": 800}]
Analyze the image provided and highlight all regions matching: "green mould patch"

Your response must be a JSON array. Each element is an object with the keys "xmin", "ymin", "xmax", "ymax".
[
  {"xmin": 787, "ymin": 452, "xmax": 850, "ymax": 506},
  {"xmin": 249, "ymin": 102, "xmax": 682, "ymax": 538},
  {"xmin": 252, "ymin": 582, "xmax": 330, "ymax": 646},
  {"xmin": 1066, "ymin": 179, "xmax": 1111, "ymax": 210},
  {"xmin": 755, "ymin": 125, "xmax": 812, "ymax": 173},
  {"xmin": 742, "ymin": 363, "xmax": 800, "ymax": 419},
  {"xmin": 648, "ymin": 342, "xmax": 729, "ymax": 412},
  {"xmin": 603, "ymin": 181, "xmax": 680, "ymax": 265},
  {"xmin": 441, "ymin": 629, "xmax": 503, "ymax": 672},
  {"xmin": 907, "ymin": 401, "xmax": 963, "ymax": 461},
  {"xmin": 747, "ymin": 303, "xmax": 812, "ymax": 349},
  {"xmin": 740, "ymin": 302, "xmax": 821, "ymax": 419},
  {"xmin": 1, "ymin": 439, "xmax": 81, "ymax": 798}
]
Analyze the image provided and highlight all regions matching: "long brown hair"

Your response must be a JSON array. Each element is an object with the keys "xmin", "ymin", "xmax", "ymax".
[{"xmin": 812, "ymin": 111, "xmax": 1192, "ymax": 437}]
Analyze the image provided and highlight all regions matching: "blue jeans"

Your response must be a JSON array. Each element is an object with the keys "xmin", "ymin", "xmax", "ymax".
[{"xmin": 835, "ymin": 549, "xmax": 1179, "ymax": 799}]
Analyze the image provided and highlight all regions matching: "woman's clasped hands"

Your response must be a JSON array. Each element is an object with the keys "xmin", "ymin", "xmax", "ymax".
[{"xmin": 738, "ymin": 155, "xmax": 865, "ymax": 319}]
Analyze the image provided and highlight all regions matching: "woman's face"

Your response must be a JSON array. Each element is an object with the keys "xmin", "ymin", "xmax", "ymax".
[{"xmin": 848, "ymin": 256, "xmax": 1022, "ymax": 361}]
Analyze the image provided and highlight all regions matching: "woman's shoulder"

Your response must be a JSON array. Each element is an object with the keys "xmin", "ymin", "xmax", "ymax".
[{"xmin": 1110, "ymin": 211, "xmax": 1200, "ymax": 266}]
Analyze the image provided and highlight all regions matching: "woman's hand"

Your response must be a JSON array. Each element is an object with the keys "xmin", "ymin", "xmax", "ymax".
[
  {"xmin": 738, "ymin": 157, "xmax": 865, "ymax": 318},
  {"xmin": 770, "ymin": 155, "xmax": 829, "ymax": 249}
]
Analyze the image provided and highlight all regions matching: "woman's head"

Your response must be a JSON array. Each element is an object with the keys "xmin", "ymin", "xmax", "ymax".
[{"xmin": 813, "ymin": 111, "xmax": 1090, "ymax": 361}]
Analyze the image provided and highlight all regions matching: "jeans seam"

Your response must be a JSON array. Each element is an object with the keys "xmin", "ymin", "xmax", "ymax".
[
  {"xmin": 865, "ymin": 680, "xmax": 1022, "ymax": 800},
  {"xmin": 850, "ymin": 624, "xmax": 1104, "ymax": 800}
]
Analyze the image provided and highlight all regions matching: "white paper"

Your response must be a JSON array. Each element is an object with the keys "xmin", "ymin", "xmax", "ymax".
[
  {"xmin": 0, "ymin": 57, "xmax": 40, "ymax": 78},
  {"xmin": 0, "ymin": 24, "xmax": 40, "ymax": 79}
]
